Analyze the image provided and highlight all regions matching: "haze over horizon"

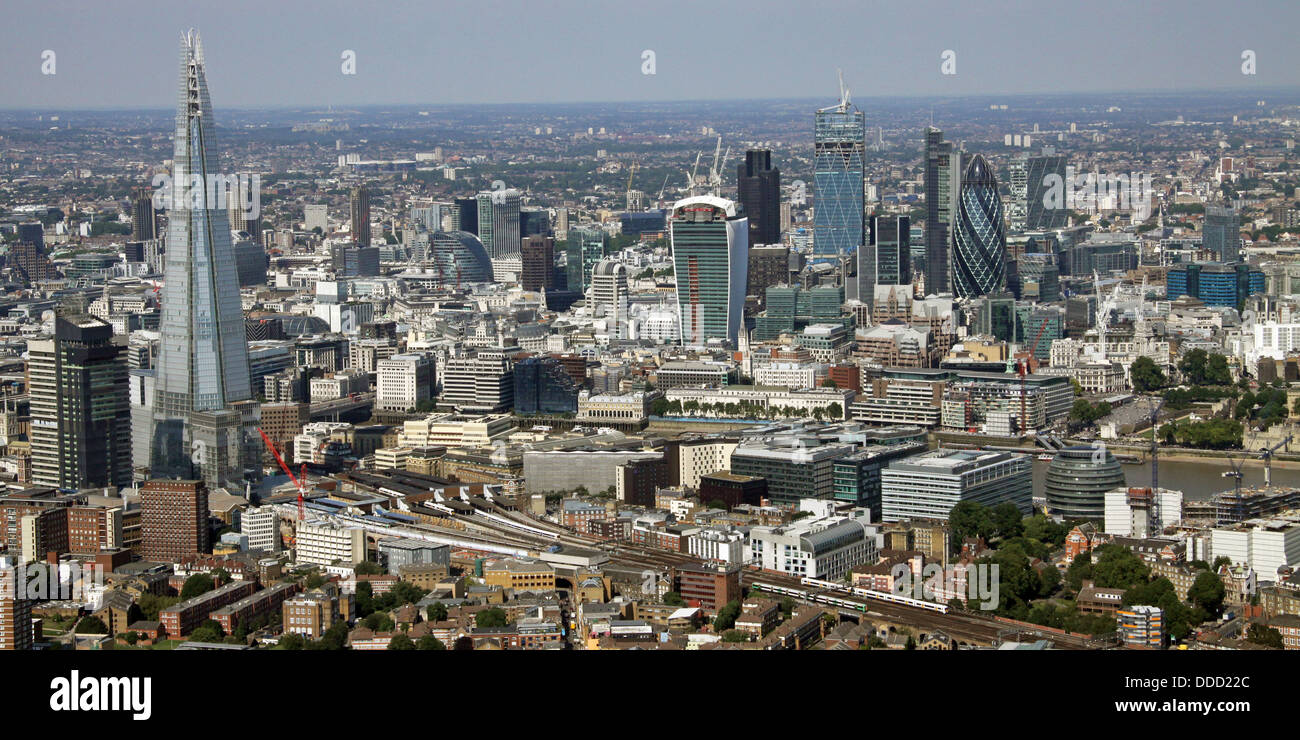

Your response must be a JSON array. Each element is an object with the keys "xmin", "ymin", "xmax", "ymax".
[{"xmin": 1, "ymin": 0, "xmax": 1296, "ymax": 110}]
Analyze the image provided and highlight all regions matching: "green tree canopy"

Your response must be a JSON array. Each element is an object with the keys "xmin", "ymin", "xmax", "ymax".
[{"xmin": 180, "ymin": 573, "xmax": 216, "ymax": 600}]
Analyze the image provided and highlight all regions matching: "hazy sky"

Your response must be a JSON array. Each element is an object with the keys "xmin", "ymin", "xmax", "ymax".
[{"xmin": 1, "ymin": 0, "xmax": 1296, "ymax": 109}]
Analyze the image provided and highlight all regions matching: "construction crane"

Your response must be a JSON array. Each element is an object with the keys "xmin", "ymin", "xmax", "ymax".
[
  {"xmin": 257, "ymin": 427, "xmax": 306, "ymax": 521},
  {"xmin": 1258, "ymin": 434, "xmax": 1292, "ymax": 488},
  {"xmin": 706, "ymin": 135, "xmax": 730, "ymax": 194},
  {"xmin": 1222, "ymin": 450, "xmax": 1246, "ymax": 499},
  {"xmin": 1016, "ymin": 358, "xmax": 1028, "ymax": 435},
  {"xmin": 1015, "ymin": 319, "xmax": 1051, "ymax": 433},
  {"xmin": 687, "ymin": 152, "xmax": 702, "ymax": 196},
  {"xmin": 1144, "ymin": 396, "xmax": 1166, "ymax": 492},
  {"xmin": 1024, "ymin": 318, "xmax": 1051, "ymax": 373},
  {"xmin": 625, "ymin": 161, "xmax": 637, "ymax": 204},
  {"xmin": 657, "ymin": 173, "xmax": 670, "ymax": 202}
]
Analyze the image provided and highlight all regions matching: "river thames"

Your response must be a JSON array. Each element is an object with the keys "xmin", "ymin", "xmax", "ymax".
[{"xmin": 1030, "ymin": 457, "xmax": 1300, "ymax": 502}]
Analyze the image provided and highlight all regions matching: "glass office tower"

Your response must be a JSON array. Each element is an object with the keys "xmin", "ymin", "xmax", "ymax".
[
  {"xmin": 150, "ymin": 30, "xmax": 258, "ymax": 489},
  {"xmin": 813, "ymin": 91, "xmax": 865, "ymax": 257},
  {"xmin": 924, "ymin": 127, "xmax": 961, "ymax": 294},
  {"xmin": 952, "ymin": 154, "xmax": 1007, "ymax": 298},
  {"xmin": 671, "ymin": 196, "xmax": 749, "ymax": 346}
]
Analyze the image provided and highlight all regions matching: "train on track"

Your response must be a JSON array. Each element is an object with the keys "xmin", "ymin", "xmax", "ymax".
[{"xmin": 753, "ymin": 577, "xmax": 949, "ymax": 614}]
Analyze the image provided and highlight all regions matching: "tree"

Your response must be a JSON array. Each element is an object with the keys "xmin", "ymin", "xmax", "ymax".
[
  {"xmin": 1246, "ymin": 623, "xmax": 1285, "ymax": 649},
  {"xmin": 475, "ymin": 608, "xmax": 509, "ymax": 629},
  {"xmin": 722, "ymin": 629, "xmax": 749, "ymax": 642},
  {"xmin": 364, "ymin": 612, "xmax": 395, "ymax": 632},
  {"xmin": 1187, "ymin": 571, "xmax": 1226, "ymax": 618},
  {"xmin": 1066, "ymin": 551, "xmax": 1094, "ymax": 591},
  {"xmin": 426, "ymin": 602, "xmax": 448, "ymax": 622},
  {"xmin": 651, "ymin": 397, "xmax": 670, "ymax": 416},
  {"xmin": 137, "ymin": 593, "xmax": 180, "ymax": 621},
  {"xmin": 1091, "ymin": 545, "xmax": 1150, "ymax": 590},
  {"xmin": 180, "ymin": 573, "xmax": 216, "ymax": 600},
  {"xmin": 713, "ymin": 600, "xmax": 741, "ymax": 632},
  {"xmin": 120, "ymin": 631, "xmax": 138, "ymax": 646},
  {"xmin": 1024, "ymin": 514, "xmax": 1068, "ymax": 546},
  {"xmin": 949, "ymin": 501, "xmax": 995, "ymax": 545},
  {"xmin": 321, "ymin": 621, "xmax": 350, "ymax": 650},
  {"xmin": 188, "ymin": 619, "xmax": 225, "ymax": 643},
  {"xmin": 663, "ymin": 592, "xmax": 685, "ymax": 606},
  {"xmin": 279, "ymin": 633, "xmax": 306, "ymax": 650},
  {"xmin": 74, "ymin": 616, "xmax": 108, "ymax": 635},
  {"xmin": 417, "ymin": 634, "xmax": 446, "ymax": 650},
  {"xmin": 992, "ymin": 502, "xmax": 1025, "ymax": 540},
  {"xmin": 388, "ymin": 633, "xmax": 416, "ymax": 650},
  {"xmin": 354, "ymin": 560, "xmax": 383, "ymax": 575},
  {"xmin": 1129, "ymin": 356, "xmax": 1167, "ymax": 392}
]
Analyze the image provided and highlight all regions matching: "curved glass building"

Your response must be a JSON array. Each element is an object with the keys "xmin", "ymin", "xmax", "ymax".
[
  {"xmin": 1044, "ymin": 445, "xmax": 1125, "ymax": 520},
  {"xmin": 427, "ymin": 230, "xmax": 493, "ymax": 283},
  {"xmin": 952, "ymin": 154, "xmax": 1007, "ymax": 298}
]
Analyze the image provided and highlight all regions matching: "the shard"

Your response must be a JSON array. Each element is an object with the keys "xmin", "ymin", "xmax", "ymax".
[{"xmin": 149, "ymin": 31, "xmax": 259, "ymax": 491}]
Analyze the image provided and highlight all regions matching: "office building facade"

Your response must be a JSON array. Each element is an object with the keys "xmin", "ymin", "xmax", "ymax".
[
  {"xmin": 29, "ymin": 316, "xmax": 133, "ymax": 490},
  {"xmin": 670, "ymin": 196, "xmax": 749, "ymax": 346},
  {"xmin": 736, "ymin": 149, "xmax": 780, "ymax": 246},
  {"xmin": 813, "ymin": 95, "xmax": 865, "ymax": 256}
]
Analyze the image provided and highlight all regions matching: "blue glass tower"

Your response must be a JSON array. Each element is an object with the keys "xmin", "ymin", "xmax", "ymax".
[{"xmin": 813, "ymin": 82, "xmax": 865, "ymax": 257}]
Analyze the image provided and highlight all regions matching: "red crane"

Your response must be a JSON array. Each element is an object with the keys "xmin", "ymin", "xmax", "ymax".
[
  {"xmin": 257, "ymin": 427, "xmax": 306, "ymax": 521},
  {"xmin": 1016, "ymin": 318, "xmax": 1052, "ymax": 434}
]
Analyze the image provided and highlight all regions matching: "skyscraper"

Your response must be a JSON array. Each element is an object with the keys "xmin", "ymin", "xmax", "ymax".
[
  {"xmin": 565, "ymin": 226, "xmax": 607, "ymax": 295},
  {"xmin": 860, "ymin": 215, "xmax": 910, "ymax": 303},
  {"xmin": 29, "ymin": 315, "xmax": 133, "ymax": 490},
  {"xmin": 670, "ymin": 196, "xmax": 749, "ymax": 346},
  {"xmin": 923, "ymin": 127, "xmax": 961, "ymax": 294},
  {"xmin": 131, "ymin": 186, "xmax": 157, "ymax": 241},
  {"xmin": 513, "ymin": 356, "xmax": 579, "ymax": 415},
  {"xmin": 813, "ymin": 85, "xmax": 865, "ymax": 257},
  {"xmin": 228, "ymin": 178, "xmax": 259, "ymax": 241},
  {"xmin": 149, "ymin": 31, "xmax": 258, "ymax": 491},
  {"xmin": 350, "ymin": 186, "xmax": 371, "ymax": 246},
  {"xmin": 520, "ymin": 235, "xmax": 555, "ymax": 292},
  {"xmin": 736, "ymin": 149, "xmax": 780, "ymax": 246},
  {"xmin": 1204, "ymin": 205, "xmax": 1241, "ymax": 263},
  {"xmin": 589, "ymin": 259, "xmax": 629, "ymax": 339},
  {"xmin": 1024, "ymin": 154, "xmax": 1069, "ymax": 230},
  {"xmin": 477, "ymin": 189, "xmax": 522, "ymax": 258},
  {"xmin": 952, "ymin": 154, "xmax": 1007, "ymax": 298}
]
